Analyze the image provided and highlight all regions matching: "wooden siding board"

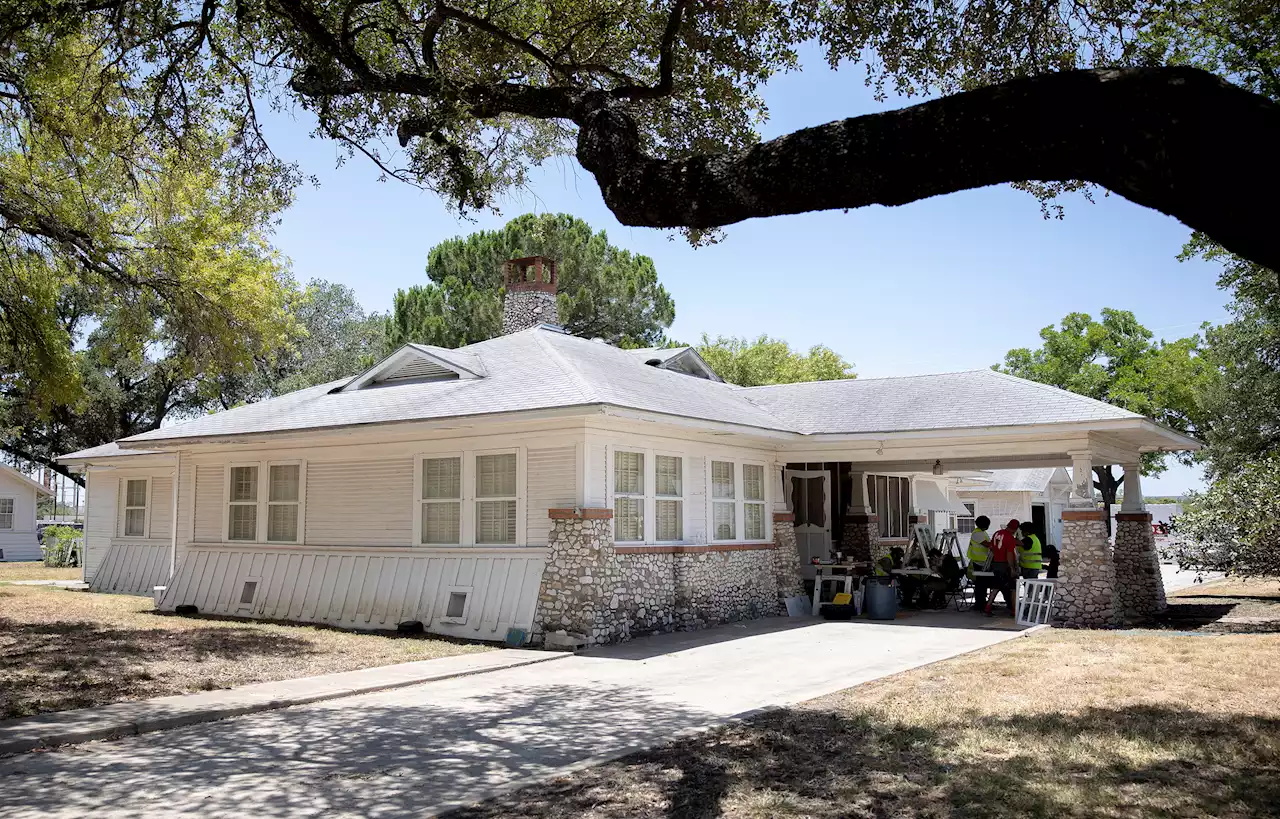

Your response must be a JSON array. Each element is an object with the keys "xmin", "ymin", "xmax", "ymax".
[
  {"xmin": 526, "ymin": 447, "xmax": 577, "ymax": 547},
  {"xmin": 193, "ymin": 465, "xmax": 224, "ymax": 542},
  {"xmin": 305, "ymin": 459, "xmax": 414, "ymax": 547}
]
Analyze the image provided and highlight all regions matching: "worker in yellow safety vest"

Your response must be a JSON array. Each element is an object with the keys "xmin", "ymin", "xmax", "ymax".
[
  {"xmin": 1018, "ymin": 530, "xmax": 1043, "ymax": 579},
  {"xmin": 966, "ymin": 515, "xmax": 992, "ymax": 609}
]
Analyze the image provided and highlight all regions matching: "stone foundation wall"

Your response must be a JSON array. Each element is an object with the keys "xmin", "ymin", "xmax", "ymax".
[
  {"xmin": 1114, "ymin": 513, "xmax": 1167, "ymax": 620},
  {"xmin": 771, "ymin": 515, "xmax": 804, "ymax": 605},
  {"xmin": 842, "ymin": 515, "xmax": 880, "ymax": 563},
  {"xmin": 533, "ymin": 508, "xmax": 804, "ymax": 646},
  {"xmin": 673, "ymin": 550, "xmax": 779, "ymax": 629},
  {"xmin": 501, "ymin": 289, "xmax": 558, "ymax": 334},
  {"xmin": 1054, "ymin": 512, "xmax": 1118, "ymax": 627}
]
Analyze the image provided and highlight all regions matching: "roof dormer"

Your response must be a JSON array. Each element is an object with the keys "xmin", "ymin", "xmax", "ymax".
[{"xmin": 338, "ymin": 344, "xmax": 486, "ymax": 392}]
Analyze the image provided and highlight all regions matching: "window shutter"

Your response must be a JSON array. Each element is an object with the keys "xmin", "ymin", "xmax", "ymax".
[
  {"xmin": 614, "ymin": 451, "xmax": 644, "ymax": 495},
  {"xmin": 476, "ymin": 454, "xmax": 516, "ymax": 498},
  {"xmin": 712, "ymin": 461, "xmax": 735, "ymax": 499},
  {"xmin": 269, "ymin": 465, "xmax": 300, "ymax": 502},
  {"xmin": 743, "ymin": 464, "xmax": 764, "ymax": 501},
  {"xmin": 422, "ymin": 457, "xmax": 461, "ymax": 499},
  {"xmin": 655, "ymin": 455, "xmax": 681, "ymax": 497}
]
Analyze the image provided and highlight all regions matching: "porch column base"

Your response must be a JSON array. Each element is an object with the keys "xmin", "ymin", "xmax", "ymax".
[
  {"xmin": 533, "ymin": 509, "xmax": 629, "ymax": 646},
  {"xmin": 842, "ymin": 514, "xmax": 881, "ymax": 564},
  {"xmin": 1054, "ymin": 509, "xmax": 1118, "ymax": 627},
  {"xmin": 1114, "ymin": 512, "xmax": 1167, "ymax": 620},
  {"xmin": 771, "ymin": 513, "xmax": 804, "ymax": 611}
]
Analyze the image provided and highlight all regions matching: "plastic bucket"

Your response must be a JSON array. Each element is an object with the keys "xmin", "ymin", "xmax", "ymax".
[{"xmin": 864, "ymin": 581, "xmax": 899, "ymax": 620}]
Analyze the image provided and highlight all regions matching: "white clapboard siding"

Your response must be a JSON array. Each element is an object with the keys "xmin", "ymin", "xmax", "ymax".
[
  {"xmin": 193, "ymin": 464, "xmax": 224, "ymax": 542},
  {"xmin": 89, "ymin": 541, "xmax": 171, "ymax": 595},
  {"xmin": 526, "ymin": 447, "xmax": 577, "ymax": 546},
  {"xmin": 176, "ymin": 453, "xmax": 196, "ymax": 564},
  {"xmin": 159, "ymin": 545, "xmax": 546, "ymax": 640},
  {"xmin": 84, "ymin": 473, "xmax": 118, "ymax": 583},
  {"xmin": 685, "ymin": 455, "xmax": 707, "ymax": 543},
  {"xmin": 305, "ymin": 459, "xmax": 414, "ymax": 546},
  {"xmin": 148, "ymin": 476, "xmax": 174, "ymax": 542},
  {"xmin": 586, "ymin": 443, "xmax": 607, "ymax": 506}
]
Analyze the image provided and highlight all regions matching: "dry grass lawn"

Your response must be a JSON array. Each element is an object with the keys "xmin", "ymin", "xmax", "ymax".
[
  {"xmin": 456, "ymin": 580, "xmax": 1280, "ymax": 819},
  {"xmin": 0, "ymin": 562, "xmax": 81, "ymax": 582},
  {"xmin": 0, "ymin": 585, "xmax": 492, "ymax": 720}
]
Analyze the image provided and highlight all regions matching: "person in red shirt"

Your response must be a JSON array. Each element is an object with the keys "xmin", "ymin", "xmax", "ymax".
[{"xmin": 984, "ymin": 519, "xmax": 1021, "ymax": 615}]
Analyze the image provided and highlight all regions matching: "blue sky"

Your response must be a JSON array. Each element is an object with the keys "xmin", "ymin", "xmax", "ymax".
[{"xmin": 259, "ymin": 45, "xmax": 1225, "ymax": 496}]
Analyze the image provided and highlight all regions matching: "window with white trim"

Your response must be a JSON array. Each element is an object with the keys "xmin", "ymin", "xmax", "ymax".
[
  {"xmin": 655, "ymin": 455, "xmax": 683, "ymax": 542},
  {"xmin": 420, "ymin": 456, "xmax": 461, "ymax": 545},
  {"xmin": 0, "ymin": 498, "xmax": 12, "ymax": 530},
  {"xmin": 613, "ymin": 450, "xmax": 645, "ymax": 542},
  {"xmin": 957, "ymin": 502, "xmax": 976, "ymax": 535},
  {"xmin": 227, "ymin": 466, "xmax": 258, "ymax": 541},
  {"xmin": 267, "ymin": 465, "xmax": 301, "ymax": 542},
  {"xmin": 711, "ymin": 460, "xmax": 736, "ymax": 541},
  {"xmin": 123, "ymin": 479, "xmax": 149, "ymax": 537},
  {"xmin": 475, "ymin": 453, "xmax": 517, "ymax": 544}
]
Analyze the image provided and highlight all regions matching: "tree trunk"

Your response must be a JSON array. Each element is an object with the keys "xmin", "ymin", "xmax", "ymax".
[
  {"xmin": 1093, "ymin": 465, "xmax": 1121, "ymax": 537},
  {"xmin": 575, "ymin": 67, "xmax": 1280, "ymax": 272}
]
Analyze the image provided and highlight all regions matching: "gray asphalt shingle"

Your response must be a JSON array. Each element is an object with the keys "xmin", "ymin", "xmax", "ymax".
[{"xmin": 119, "ymin": 327, "xmax": 1140, "ymax": 444}]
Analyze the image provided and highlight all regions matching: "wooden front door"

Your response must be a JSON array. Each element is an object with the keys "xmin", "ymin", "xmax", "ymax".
[{"xmin": 785, "ymin": 469, "xmax": 832, "ymax": 577}]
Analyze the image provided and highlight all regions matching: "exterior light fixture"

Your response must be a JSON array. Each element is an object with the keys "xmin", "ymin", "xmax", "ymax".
[{"xmin": 932, "ymin": 459, "xmax": 943, "ymax": 476}]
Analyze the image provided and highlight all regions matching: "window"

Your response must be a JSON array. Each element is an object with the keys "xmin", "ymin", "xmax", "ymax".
[
  {"xmin": 475, "ymin": 453, "xmax": 517, "ymax": 544},
  {"xmin": 420, "ymin": 456, "xmax": 461, "ymax": 544},
  {"xmin": 957, "ymin": 502, "xmax": 976, "ymax": 535},
  {"xmin": 267, "ymin": 465, "xmax": 300, "ymax": 542},
  {"xmin": 0, "ymin": 498, "xmax": 12, "ymax": 530},
  {"xmin": 613, "ymin": 451, "xmax": 645, "ymax": 542},
  {"xmin": 743, "ymin": 464, "xmax": 766, "ymax": 540},
  {"xmin": 655, "ymin": 455, "xmax": 683, "ymax": 542},
  {"xmin": 867, "ymin": 474, "xmax": 911, "ymax": 538},
  {"xmin": 123, "ymin": 479, "xmax": 148, "ymax": 537},
  {"xmin": 228, "ymin": 466, "xmax": 258, "ymax": 541},
  {"xmin": 711, "ymin": 460, "xmax": 736, "ymax": 541}
]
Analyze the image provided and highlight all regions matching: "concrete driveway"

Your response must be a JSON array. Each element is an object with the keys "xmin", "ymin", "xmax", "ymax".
[{"xmin": 0, "ymin": 613, "xmax": 1026, "ymax": 818}]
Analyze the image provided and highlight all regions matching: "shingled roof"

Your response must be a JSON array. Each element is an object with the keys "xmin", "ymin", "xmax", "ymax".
[{"xmin": 115, "ymin": 326, "xmax": 1148, "ymax": 445}]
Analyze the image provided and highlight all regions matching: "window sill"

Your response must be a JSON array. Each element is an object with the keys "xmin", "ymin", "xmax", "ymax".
[{"xmin": 615, "ymin": 542, "xmax": 775, "ymax": 554}]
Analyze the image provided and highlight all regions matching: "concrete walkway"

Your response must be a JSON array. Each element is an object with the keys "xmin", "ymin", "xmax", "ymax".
[
  {"xmin": 0, "ymin": 650, "xmax": 563, "ymax": 756},
  {"xmin": 0, "ymin": 612, "xmax": 1027, "ymax": 818}
]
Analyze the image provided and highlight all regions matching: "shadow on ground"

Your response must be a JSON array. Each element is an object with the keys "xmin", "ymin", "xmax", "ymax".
[
  {"xmin": 0, "ymin": 616, "xmax": 319, "ymax": 718},
  {"xmin": 0, "ymin": 681, "xmax": 721, "ymax": 818},
  {"xmin": 450, "ymin": 704, "xmax": 1280, "ymax": 819},
  {"xmin": 1145, "ymin": 591, "xmax": 1280, "ymax": 634}
]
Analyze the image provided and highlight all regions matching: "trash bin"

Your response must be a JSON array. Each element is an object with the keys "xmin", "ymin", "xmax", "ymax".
[{"xmin": 864, "ymin": 580, "xmax": 898, "ymax": 620}]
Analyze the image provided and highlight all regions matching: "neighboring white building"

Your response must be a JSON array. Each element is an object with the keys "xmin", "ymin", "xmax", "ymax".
[
  {"xmin": 58, "ymin": 257, "xmax": 1199, "ymax": 641},
  {"xmin": 0, "ymin": 464, "xmax": 54, "ymax": 561},
  {"xmin": 953, "ymin": 467, "xmax": 1074, "ymax": 547}
]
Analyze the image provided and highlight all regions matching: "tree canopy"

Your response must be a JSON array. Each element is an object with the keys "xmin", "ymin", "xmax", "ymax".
[
  {"xmin": 2, "ymin": 0, "xmax": 1277, "ymax": 276},
  {"xmin": 696, "ymin": 335, "xmax": 855, "ymax": 387},
  {"xmin": 385, "ymin": 213, "xmax": 675, "ymax": 348},
  {"xmin": 997, "ymin": 309, "xmax": 1211, "ymax": 522}
]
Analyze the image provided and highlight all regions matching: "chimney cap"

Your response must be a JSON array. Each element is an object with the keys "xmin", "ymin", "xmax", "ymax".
[{"xmin": 503, "ymin": 255, "xmax": 557, "ymax": 294}]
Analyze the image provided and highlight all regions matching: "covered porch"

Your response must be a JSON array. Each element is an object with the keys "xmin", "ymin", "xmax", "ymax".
[{"xmin": 773, "ymin": 420, "xmax": 1198, "ymax": 626}]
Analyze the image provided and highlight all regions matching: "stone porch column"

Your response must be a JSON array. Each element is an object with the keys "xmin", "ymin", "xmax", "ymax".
[
  {"xmin": 842, "ymin": 471, "xmax": 880, "ymax": 563},
  {"xmin": 1055, "ymin": 451, "xmax": 1118, "ymax": 627},
  {"xmin": 771, "ymin": 511, "xmax": 804, "ymax": 610},
  {"xmin": 532, "ymin": 508, "xmax": 627, "ymax": 646},
  {"xmin": 1113, "ymin": 466, "xmax": 1167, "ymax": 620}
]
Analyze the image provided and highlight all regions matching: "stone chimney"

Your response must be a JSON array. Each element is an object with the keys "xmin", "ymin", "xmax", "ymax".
[{"xmin": 501, "ymin": 255, "xmax": 559, "ymax": 334}]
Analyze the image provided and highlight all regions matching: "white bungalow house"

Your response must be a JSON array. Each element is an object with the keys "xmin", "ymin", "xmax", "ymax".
[
  {"xmin": 0, "ymin": 464, "xmax": 54, "ymax": 561},
  {"xmin": 951, "ymin": 467, "xmax": 1075, "ymax": 547},
  {"xmin": 59, "ymin": 257, "xmax": 1198, "ymax": 640}
]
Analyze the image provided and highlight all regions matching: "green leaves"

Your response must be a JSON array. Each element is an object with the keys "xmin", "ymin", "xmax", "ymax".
[
  {"xmin": 384, "ymin": 213, "xmax": 675, "ymax": 349},
  {"xmin": 695, "ymin": 334, "xmax": 855, "ymax": 387},
  {"xmin": 1172, "ymin": 454, "xmax": 1280, "ymax": 577}
]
